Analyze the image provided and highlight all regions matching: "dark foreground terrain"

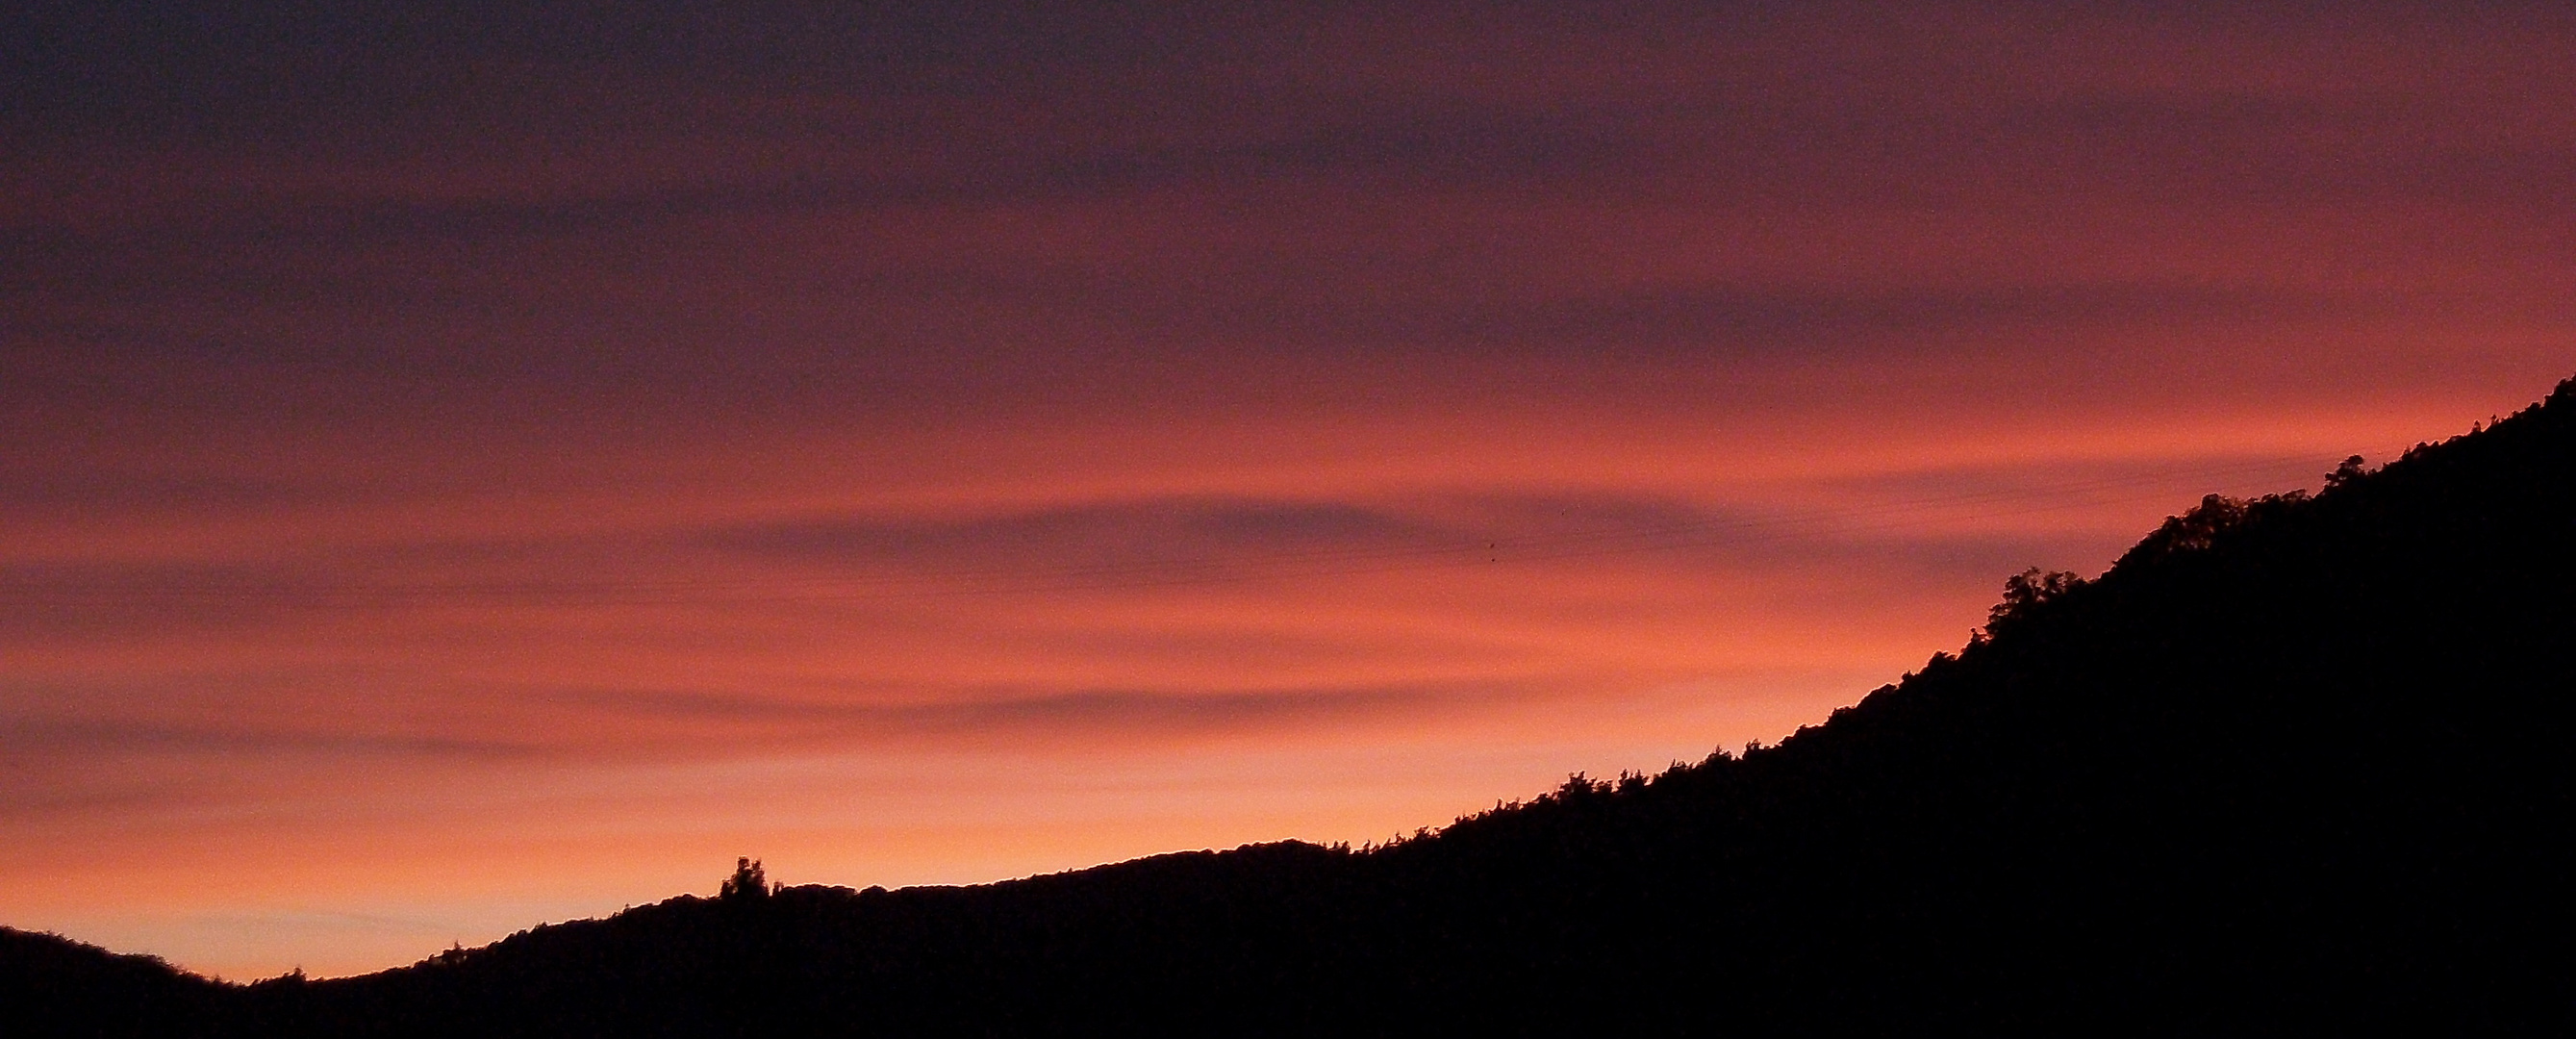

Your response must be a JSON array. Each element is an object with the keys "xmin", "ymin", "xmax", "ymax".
[{"xmin": 12, "ymin": 380, "xmax": 2576, "ymax": 1035}]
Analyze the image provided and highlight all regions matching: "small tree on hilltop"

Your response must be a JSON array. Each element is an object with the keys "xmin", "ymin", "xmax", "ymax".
[
  {"xmin": 1981, "ymin": 567, "xmax": 2084, "ymax": 641},
  {"xmin": 720, "ymin": 857, "xmax": 772, "ymax": 900}
]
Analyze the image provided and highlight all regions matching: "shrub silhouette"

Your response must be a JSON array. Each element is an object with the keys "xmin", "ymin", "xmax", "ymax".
[{"xmin": 719, "ymin": 858, "xmax": 771, "ymax": 901}]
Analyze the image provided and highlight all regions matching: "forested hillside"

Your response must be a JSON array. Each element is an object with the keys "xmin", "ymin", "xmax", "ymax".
[{"xmin": 14, "ymin": 379, "xmax": 2574, "ymax": 1036}]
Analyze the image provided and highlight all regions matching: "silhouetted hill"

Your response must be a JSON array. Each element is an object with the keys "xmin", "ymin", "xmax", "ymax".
[
  {"xmin": 16, "ymin": 378, "xmax": 2576, "ymax": 1035},
  {"xmin": 1, "ymin": 927, "xmax": 228, "ymax": 1036}
]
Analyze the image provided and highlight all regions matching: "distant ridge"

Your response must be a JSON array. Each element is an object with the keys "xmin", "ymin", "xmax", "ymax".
[
  {"xmin": 1, "ymin": 926, "xmax": 226, "ymax": 1031},
  {"xmin": 13, "ymin": 377, "xmax": 2575, "ymax": 1036}
]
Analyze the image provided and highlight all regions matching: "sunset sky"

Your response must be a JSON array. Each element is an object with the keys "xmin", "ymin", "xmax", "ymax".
[{"xmin": 6, "ymin": 3, "xmax": 2574, "ymax": 978}]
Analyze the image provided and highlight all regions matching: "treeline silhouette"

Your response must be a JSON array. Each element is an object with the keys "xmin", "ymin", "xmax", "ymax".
[{"xmin": 12, "ymin": 378, "xmax": 2576, "ymax": 1035}]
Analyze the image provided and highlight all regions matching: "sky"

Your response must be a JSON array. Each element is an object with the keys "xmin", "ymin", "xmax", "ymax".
[{"xmin": 5, "ymin": 2, "xmax": 2573, "ymax": 978}]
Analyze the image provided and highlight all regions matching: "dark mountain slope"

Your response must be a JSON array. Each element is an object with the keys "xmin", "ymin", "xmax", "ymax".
[
  {"xmin": 16, "ymin": 378, "xmax": 2576, "ymax": 1035},
  {"xmin": 1, "ymin": 926, "xmax": 230, "ymax": 1036},
  {"xmin": 1364, "ymin": 385, "xmax": 2576, "ymax": 1032}
]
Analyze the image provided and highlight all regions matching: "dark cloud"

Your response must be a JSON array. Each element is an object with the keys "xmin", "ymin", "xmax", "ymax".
[
  {"xmin": 706, "ymin": 497, "xmax": 1456, "ymax": 580},
  {"xmin": 699, "ymin": 492, "xmax": 1822, "ymax": 593},
  {"xmin": 548, "ymin": 677, "xmax": 1534, "ymax": 740},
  {"xmin": 1070, "ymin": 281, "xmax": 2371, "ymax": 359},
  {"xmin": 696, "ymin": 487, "xmax": 2121, "ymax": 597},
  {"xmin": 0, "ymin": 469, "xmax": 325, "ymax": 516},
  {"xmin": 0, "ymin": 714, "xmax": 543, "ymax": 762},
  {"xmin": 0, "ymin": 777, "xmax": 190, "ymax": 824}
]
